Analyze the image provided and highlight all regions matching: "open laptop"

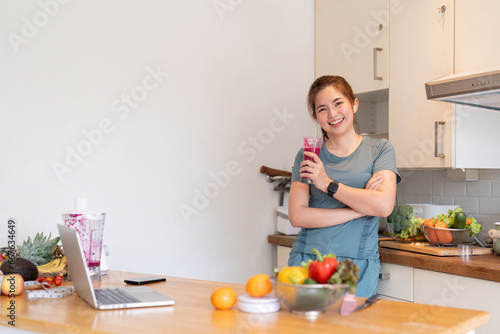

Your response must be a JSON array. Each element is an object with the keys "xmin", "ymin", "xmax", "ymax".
[{"xmin": 57, "ymin": 224, "xmax": 175, "ymax": 310}]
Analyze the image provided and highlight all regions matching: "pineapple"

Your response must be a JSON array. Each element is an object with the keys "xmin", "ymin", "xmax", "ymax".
[{"xmin": 17, "ymin": 232, "xmax": 61, "ymax": 266}]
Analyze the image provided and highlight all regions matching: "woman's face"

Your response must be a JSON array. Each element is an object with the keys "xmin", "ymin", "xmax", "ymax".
[{"xmin": 314, "ymin": 85, "xmax": 358, "ymax": 138}]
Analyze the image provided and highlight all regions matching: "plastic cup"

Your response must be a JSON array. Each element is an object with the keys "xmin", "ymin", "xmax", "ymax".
[
  {"xmin": 458, "ymin": 244, "xmax": 473, "ymax": 260},
  {"xmin": 301, "ymin": 136, "xmax": 323, "ymax": 184},
  {"xmin": 63, "ymin": 212, "xmax": 105, "ymax": 281}
]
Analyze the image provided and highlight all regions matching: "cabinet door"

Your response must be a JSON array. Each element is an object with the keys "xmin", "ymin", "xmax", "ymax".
[
  {"xmin": 389, "ymin": 0, "xmax": 454, "ymax": 168},
  {"xmin": 315, "ymin": 0, "xmax": 389, "ymax": 94},
  {"xmin": 377, "ymin": 263, "xmax": 413, "ymax": 302},
  {"xmin": 414, "ymin": 268, "xmax": 499, "ymax": 334},
  {"xmin": 277, "ymin": 245, "xmax": 291, "ymax": 270},
  {"xmin": 455, "ymin": 0, "xmax": 500, "ymax": 72}
]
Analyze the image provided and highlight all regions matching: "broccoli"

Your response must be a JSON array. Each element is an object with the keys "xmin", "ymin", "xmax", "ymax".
[{"xmin": 387, "ymin": 204, "xmax": 414, "ymax": 234}]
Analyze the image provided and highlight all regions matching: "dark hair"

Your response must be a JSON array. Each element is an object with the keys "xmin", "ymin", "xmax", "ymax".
[{"xmin": 307, "ymin": 75, "xmax": 360, "ymax": 141}]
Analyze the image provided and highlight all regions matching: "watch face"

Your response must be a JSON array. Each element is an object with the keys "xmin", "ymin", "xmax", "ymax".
[{"xmin": 328, "ymin": 182, "xmax": 338, "ymax": 197}]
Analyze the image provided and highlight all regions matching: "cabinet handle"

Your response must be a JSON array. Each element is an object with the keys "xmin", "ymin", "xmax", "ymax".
[
  {"xmin": 434, "ymin": 121, "xmax": 445, "ymax": 158},
  {"xmin": 373, "ymin": 47, "xmax": 383, "ymax": 81},
  {"xmin": 379, "ymin": 273, "xmax": 390, "ymax": 280}
]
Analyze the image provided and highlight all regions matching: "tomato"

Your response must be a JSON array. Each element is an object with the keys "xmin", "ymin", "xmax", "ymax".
[
  {"xmin": 210, "ymin": 287, "xmax": 237, "ymax": 310},
  {"xmin": 246, "ymin": 274, "xmax": 272, "ymax": 297},
  {"xmin": 54, "ymin": 275, "xmax": 63, "ymax": 286},
  {"xmin": 44, "ymin": 276, "xmax": 54, "ymax": 285}
]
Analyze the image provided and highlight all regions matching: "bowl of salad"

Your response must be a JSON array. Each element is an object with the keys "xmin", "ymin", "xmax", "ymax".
[{"xmin": 421, "ymin": 207, "xmax": 482, "ymax": 246}]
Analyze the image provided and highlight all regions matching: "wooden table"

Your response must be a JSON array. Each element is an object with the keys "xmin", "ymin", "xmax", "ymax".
[{"xmin": 0, "ymin": 271, "xmax": 490, "ymax": 333}]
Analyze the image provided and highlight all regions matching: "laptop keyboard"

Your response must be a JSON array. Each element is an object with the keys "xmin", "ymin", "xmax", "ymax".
[{"xmin": 95, "ymin": 288, "xmax": 141, "ymax": 305}]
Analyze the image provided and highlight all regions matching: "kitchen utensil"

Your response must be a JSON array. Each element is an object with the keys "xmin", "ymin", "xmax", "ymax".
[
  {"xmin": 63, "ymin": 198, "xmax": 106, "ymax": 281},
  {"xmin": 379, "ymin": 240, "xmax": 493, "ymax": 256},
  {"xmin": 353, "ymin": 294, "xmax": 380, "ymax": 313},
  {"xmin": 339, "ymin": 292, "xmax": 358, "ymax": 316},
  {"xmin": 422, "ymin": 225, "xmax": 471, "ymax": 246},
  {"xmin": 270, "ymin": 278, "xmax": 348, "ymax": 316},
  {"xmin": 488, "ymin": 224, "xmax": 500, "ymax": 255}
]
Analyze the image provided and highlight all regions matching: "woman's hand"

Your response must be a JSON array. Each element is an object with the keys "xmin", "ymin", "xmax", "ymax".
[
  {"xmin": 365, "ymin": 172, "xmax": 383, "ymax": 190},
  {"xmin": 299, "ymin": 151, "xmax": 331, "ymax": 192}
]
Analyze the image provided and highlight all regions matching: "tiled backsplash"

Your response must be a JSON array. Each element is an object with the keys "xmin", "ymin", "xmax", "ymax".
[{"xmin": 396, "ymin": 169, "xmax": 500, "ymax": 236}]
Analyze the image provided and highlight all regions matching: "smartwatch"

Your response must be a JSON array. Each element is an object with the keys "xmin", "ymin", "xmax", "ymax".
[{"xmin": 327, "ymin": 181, "xmax": 339, "ymax": 197}]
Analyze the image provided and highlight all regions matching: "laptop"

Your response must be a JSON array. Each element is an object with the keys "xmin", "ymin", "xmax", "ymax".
[{"xmin": 57, "ymin": 224, "xmax": 175, "ymax": 310}]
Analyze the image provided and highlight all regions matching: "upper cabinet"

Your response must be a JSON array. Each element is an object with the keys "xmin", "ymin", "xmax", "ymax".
[
  {"xmin": 389, "ymin": 0, "xmax": 454, "ymax": 168},
  {"xmin": 315, "ymin": 0, "xmax": 389, "ymax": 94},
  {"xmin": 315, "ymin": 0, "xmax": 500, "ymax": 169},
  {"xmin": 455, "ymin": 0, "xmax": 500, "ymax": 73}
]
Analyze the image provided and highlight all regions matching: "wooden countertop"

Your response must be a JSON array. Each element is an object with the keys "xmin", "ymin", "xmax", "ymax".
[
  {"xmin": 268, "ymin": 234, "xmax": 500, "ymax": 283},
  {"xmin": 0, "ymin": 270, "xmax": 489, "ymax": 333}
]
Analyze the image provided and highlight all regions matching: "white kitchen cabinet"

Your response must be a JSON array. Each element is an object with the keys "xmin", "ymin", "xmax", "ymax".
[
  {"xmin": 389, "ymin": 0, "xmax": 455, "ymax": 168},
  {"xmin": 315, "ymin": 0, "xmax": 390, "ymax": 95},
  {"xmin": 377, "ymin": 262, "xmax": 413, "ymax": 302},
  {"xmin": 455, "ymin": 0, "xmax": 500, "ymax": 73},
  {"xmin": 414, "ymin": 268, "xmax": 499, "ymax": 334},
  {"xmin": 277, "ymin": 245, "xmax": 291, "ymax": 270}
]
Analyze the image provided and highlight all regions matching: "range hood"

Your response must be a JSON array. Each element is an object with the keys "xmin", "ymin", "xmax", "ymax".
[{"xmin": 425, "ymin": 66, "xmax": 500, "ymax": 111}]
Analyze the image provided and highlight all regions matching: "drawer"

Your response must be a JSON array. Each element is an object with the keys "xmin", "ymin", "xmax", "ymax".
[{"xmin": 377, "ymin": 263, "xmax": 414, "ymax": 302}]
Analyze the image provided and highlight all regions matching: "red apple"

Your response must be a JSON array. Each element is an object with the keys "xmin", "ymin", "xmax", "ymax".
[{"xmin": 1, "ymin": 274, "xmax": 24, "ymax": 296}]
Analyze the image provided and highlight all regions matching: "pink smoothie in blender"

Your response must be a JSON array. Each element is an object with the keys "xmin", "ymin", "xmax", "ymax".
[{"xmin": 63, "ymin": 198, "xmax": 105, "ymax": 281}]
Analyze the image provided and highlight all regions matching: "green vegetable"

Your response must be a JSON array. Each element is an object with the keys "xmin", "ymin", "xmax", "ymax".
[
  {"xmin": 303, "ymin": 278, "xmax": 318, "ymax": 284},
  {"xmin": 387, "ymin": 204, "xmax": 425, "ymax": 240},
  {"xmin": 453, "ymin": 212, "xmax": 467, "ymax": 229},
  {"xmin": 327, "ymin": 259, "xmax": 360, "ymax": 294},
  {"xmin": 437, "ymin": 207, "xmax": 482, "ymax": 237}
]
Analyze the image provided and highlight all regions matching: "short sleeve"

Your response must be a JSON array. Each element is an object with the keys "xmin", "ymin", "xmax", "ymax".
[{"xmin": 373, "ymin": 139, "xmax": 401, "ymax": 184}]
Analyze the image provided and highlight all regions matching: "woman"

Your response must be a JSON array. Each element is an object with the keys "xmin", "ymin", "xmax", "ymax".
[{"xmin": 288, "ymin": 75, "xmax": 400, "ymax": 297}]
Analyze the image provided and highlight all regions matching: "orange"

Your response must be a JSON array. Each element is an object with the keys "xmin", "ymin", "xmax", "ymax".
[
  {"xmin": 246, "ymin": 273, "xmax": 272, "ymax": 297},
  {"xmin": 210, "ymin": 287, "xmax": 237, "ymax": 310}
]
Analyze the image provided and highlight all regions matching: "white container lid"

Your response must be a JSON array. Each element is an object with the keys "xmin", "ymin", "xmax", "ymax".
[
  {"xmin": 64, "ymin": 198, "xmax": 105, "ymax": 215},
  {"xmin": 237, "ymin": 294, "xmax": 280, "ymax": 313}
]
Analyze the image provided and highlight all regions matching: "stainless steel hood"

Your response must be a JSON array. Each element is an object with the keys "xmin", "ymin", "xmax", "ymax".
[{"xmin": 425, "ymin": 67, "xmax": 500, "ymax": 111}]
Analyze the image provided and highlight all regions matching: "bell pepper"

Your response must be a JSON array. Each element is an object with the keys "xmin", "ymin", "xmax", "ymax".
[
  {"xmin": 453, "ymin": 212, "xmax": 467, "ymax": 229},
  {"xmin": 302, "ymin": 248, "xmax": 338, "ymax": 284},
  {"xmin": 277, "ymin": 266, "xmax": 309, "ymax": 284}
]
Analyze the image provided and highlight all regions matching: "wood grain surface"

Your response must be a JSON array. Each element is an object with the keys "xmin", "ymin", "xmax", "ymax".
[
  {"xmin": 379, "ymin": 240, "xmax": 493, "ymax": 256},
  {"xmin": 0, "ymin": 271, "xmax": 490, "ymax": 333}
]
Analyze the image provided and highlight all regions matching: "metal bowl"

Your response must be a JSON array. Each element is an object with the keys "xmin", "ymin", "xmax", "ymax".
[
  {"xmin": 422, "ymin": 225, "xmax": 472, "ymax": 246},
  {"xmin": 386, "ymin": 222, "xmax": 426, "ymax": 242},
  {"xmin": 270, "ymin": 278, "xmax": 348, "ymax": 316}
]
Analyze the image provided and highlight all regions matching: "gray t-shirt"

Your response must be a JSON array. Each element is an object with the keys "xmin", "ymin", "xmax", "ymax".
[{"xmin": 290, "ymin": 135, "xmax": 401, "ymax": 259}]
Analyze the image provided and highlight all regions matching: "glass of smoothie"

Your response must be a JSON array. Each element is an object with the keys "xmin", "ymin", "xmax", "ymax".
[{"xmin": 301, "ymin": 136, "xmax": 323, "ymax": 184}]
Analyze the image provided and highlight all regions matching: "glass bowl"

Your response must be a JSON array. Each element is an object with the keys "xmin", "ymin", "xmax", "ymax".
[
  {"xmin": 387, "ymin": 222, "xmax": 426, "ymax": 242},
  {"xmin": 270, "ymin": 278, "xmax": 348, "ymax": 316},
  {"xmin": 422, "ymin": 225, "xmax": 472, "ymax": 246}
]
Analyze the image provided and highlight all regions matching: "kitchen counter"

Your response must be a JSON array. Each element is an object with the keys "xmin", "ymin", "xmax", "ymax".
[
  {"xmin": 0, "ymin": 270, "xmax": 489, "ymax": 333},
  {"xmin": 268, "ymin": 234, "xmax": 500, "ymax": 283}
]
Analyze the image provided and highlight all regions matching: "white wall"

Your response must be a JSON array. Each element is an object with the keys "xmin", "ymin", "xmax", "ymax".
[{"xmin": 0, "ymin": 0, "xmax": 315, "ymax": 284}]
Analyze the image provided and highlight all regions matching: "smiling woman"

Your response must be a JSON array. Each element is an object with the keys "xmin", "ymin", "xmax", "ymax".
[{"xmin": 287, "ymin": 75, "xmax": 401, "ymax": 298}]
